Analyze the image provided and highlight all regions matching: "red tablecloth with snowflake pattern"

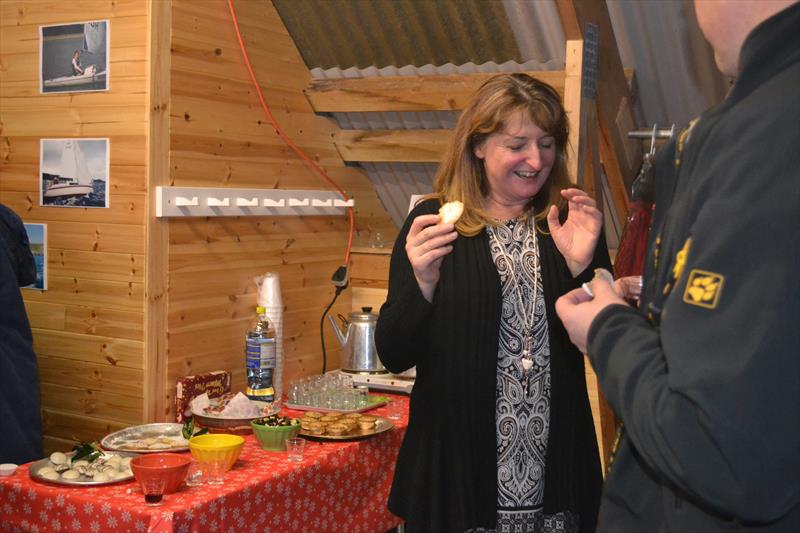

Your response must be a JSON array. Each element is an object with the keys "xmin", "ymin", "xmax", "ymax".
[{"xmin": 0, "ymin": 396, "xmax": 408, "ymax": 533}]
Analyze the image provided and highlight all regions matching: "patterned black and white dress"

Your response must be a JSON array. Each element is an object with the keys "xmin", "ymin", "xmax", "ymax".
[{"xmin": 467, "ymin": 218, "xmax": 577, "ymax": 533}]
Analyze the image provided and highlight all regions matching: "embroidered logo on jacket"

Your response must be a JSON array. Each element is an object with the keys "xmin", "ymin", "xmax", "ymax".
[{"xmin": 683, "ymin": 269, "xmax": 724, "ymax": 309}]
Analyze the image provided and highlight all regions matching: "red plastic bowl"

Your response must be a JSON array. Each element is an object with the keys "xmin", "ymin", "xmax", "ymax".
[{"xmin": 130, "ymin": 453, "xmax": 191, "ymax": 494}]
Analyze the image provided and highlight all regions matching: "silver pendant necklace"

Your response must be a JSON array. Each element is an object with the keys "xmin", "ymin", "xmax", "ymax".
[{"xmin": 491, "ymin": 217, "xmax": 541, "ymax": 393}]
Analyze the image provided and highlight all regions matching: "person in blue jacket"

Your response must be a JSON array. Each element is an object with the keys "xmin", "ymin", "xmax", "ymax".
[
  {"xmin": 0, "ymin": 204, "xmax": 43, "ymax": 464},
  {"xmin": 556, "ymin": 1, "xmax": 800, "ymax": 531}
]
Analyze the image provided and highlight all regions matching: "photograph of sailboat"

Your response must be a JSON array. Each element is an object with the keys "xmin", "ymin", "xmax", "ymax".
[
  {"xmin": 40, "ymin": 139, "xmax": 109, "ymax": 208},
  {"xmin": 40, "ymin": 20, "xmax": 109, "ymax": 94}
]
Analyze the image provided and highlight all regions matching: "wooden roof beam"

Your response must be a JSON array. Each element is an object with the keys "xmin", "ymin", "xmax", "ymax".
[
  {"xmin": 306, "ymin": 69, "xmax": 635, "ymax": 114},
  {"xmin": 305, "ymin": 70, "xmax": 568, "ymax": 113}
]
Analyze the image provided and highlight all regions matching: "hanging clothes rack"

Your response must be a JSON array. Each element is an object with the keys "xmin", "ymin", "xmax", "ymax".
[{"xmin": 628, "ymin": 124, "xmax": 676, "ymax": 140}]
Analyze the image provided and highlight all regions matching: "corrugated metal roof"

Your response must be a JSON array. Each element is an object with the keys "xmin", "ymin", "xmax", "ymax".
[
  {"xmin": 272, "ymin": 0, "xmax": 728, "ymax": 229},
  {"xmin": 273, "ymin": 0, "xmax": 524, "ymax": 69}
]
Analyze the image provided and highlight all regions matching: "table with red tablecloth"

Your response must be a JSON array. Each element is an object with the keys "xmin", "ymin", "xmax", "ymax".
[{"xmin": 0, "ymin": 395, "xmax": 409, "ymax": 533}]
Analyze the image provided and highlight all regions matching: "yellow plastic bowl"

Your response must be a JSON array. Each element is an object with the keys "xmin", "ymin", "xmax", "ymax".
[{"xmin": 188, "ymin": 433, "xmax": 245, "ymax": 471}]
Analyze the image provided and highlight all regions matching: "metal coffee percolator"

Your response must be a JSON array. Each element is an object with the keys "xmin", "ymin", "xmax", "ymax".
[{"xmin": 328, "ymin": 307, "xmax": 386, "ymax": 374}]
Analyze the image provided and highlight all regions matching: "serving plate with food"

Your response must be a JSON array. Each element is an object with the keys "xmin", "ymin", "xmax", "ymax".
[
  {"xmin": 100, "ymin": 423, "xmax": 189, "ymax": 453},
  {"xmin": 297, "ymin": 412, "xmax": 394, "ymax": 441},
  {"xmin": 29, "ymin": 448, "xmax": 137, "ymax": 486},
  {"xmin": 190, "ymin": 392, "xmax": 279, "ymax": 429}
]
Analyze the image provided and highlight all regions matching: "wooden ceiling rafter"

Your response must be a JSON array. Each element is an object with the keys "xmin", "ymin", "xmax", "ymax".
[
  {"xmin": 305, "ymin": 68, "xmax": 635, "ymax": 166},
  {"xmin": 305, "ymin": 68, "xmax": 635, "ymax": 114}
]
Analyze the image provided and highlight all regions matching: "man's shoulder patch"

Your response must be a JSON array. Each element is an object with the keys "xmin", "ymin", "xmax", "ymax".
[{"xmin": 683, "ymin": 269, "xmax": 724, "ymax": 309}]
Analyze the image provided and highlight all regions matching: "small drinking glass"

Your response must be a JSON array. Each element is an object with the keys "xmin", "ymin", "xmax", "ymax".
[
  {"xmin": 185, "ymin": 460, "xmax": 206, "ymax": 487},
  {"xmin": 355, "ymin": 385, "xmax": 369, "ymax": 408},
  {"xmin": 142, "ymin": 477, "xmax": 166, "ymax": 506},
  {"xmin": 286, "ymin": 437, "xmax": 306, "ymax": 462},
  {"xmin": 616, "ymin": 275, "xmax": 644, "ymax": 306},
  {"xmin": 205, "ymin": 460, "xmax": 227, "ymax": 485},
  {"xmin": 387, "ymin": 398, "xmax": 404, "ymax": 421}
]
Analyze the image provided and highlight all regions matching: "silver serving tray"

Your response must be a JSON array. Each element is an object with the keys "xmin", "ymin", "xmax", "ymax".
[
  {"xmin": 101, "ymin": 423, "xmax": 189, "ymax": 453},
  {"xmin": 285, "ymin": 394, "xmax": 388, "ymax": 414},
  {"xmin": 298, "ymin": 415, "xmax": 394, "ymax": 441},
  {"xmin": 191, "ymin": 400, "xmax": 279, "ymax": 429},
  {"xmin": 29, "ymin": 451, "xmax": 137, "ymax": 487}
]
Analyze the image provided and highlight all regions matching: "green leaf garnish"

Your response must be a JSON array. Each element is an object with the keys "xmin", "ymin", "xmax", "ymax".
[
  {"xmin": 71, "ymin": 441, "xmax": 102, "ymax": 463},
  {"xmin": 182, "ymin": 416, "xmax": 208, "ymax": 440}
]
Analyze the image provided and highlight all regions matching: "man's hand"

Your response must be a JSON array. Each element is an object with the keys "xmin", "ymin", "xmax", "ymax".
[{"xmin": 556, "ymin": 274, "xmax": 628, "ymax": 352}]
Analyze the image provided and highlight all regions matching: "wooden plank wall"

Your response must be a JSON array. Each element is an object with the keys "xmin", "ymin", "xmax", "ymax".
[
  {"xmin": 162, "ymin": 0, "xmax": 396, "ymax": 419},
  {"xmin": 0, "ymin": 0, "xmax": 149, "ymax": 453},
  {"xmin": 0, "ymin": 0, "xmax": 397, "ymax": 452}
]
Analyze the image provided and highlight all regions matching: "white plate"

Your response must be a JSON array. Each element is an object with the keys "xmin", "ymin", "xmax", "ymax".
[
  {"xmin": 29, "ymin": 451, "xmax": 137, "ymax": 487},
  {"xmin": 101, "ymin": 423, "xmax": 189, "ymax": 453}
]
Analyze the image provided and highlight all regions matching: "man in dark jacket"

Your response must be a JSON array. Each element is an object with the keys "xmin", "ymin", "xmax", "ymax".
[
  {"xmin": 556, "ymin": 1, "xmax": 800, "ymax": 531},
  {"xmin": 0, "ymin": 204, "xmax": 44, "ymax": 464}
]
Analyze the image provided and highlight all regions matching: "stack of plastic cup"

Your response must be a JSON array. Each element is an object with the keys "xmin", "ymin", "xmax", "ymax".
[{"xmin": 256, "ymin": 272, "xmax": 284, "ymax": 402}]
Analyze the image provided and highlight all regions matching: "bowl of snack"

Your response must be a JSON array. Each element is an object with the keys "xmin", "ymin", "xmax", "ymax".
[
  {"xmin": 250, "ymin": 414, "xmax": 301, "ymax": 451},
  {"xmin": 188, "ymin": 433, "xmax": 244, "ymax": 470},
  {"xmin": 130, "ymin": 453, "xmax": 191, "ymax": 494},
  {"xmin": 190, "ymin": 392, "xmax": 279, "ymax": 430}
]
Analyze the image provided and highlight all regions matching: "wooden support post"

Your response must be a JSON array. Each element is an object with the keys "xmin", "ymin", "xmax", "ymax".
[
  {"xmin": 558, "ymin": 1, "xmax": 637, "ymax": 470},
  {"xmin": 555, "ymin": 0, "xmax": 640, "ymax": 205},
  {"xmin": 145, "ymin": 0, "xmax": 172, "ymax": 422}
]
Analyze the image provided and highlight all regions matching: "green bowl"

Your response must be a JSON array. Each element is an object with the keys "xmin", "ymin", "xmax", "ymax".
[{"xmin": 250, "ymin": 418, "xmax": 301, "ymax": 451}]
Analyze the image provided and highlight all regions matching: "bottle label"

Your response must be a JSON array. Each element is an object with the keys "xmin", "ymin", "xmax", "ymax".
[
  {"xmin": 246, "ymin": 336, "xmax": 276, "ymax": 401},
  {"xmin": 246, "ymin": 338, "xmax": 276, "ymax": 369},
  {"xmin": 246, "ymin": 385, "xmax": 275, "ymax": 398}
]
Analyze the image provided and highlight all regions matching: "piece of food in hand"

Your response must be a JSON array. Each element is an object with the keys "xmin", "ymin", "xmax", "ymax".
[
  {"xmin": 582, "ymin": 268, "xmax": 615, "ymax": 298},
  {"xmin": 438, "ymin": 200, "xmax": 464, "ymax": 225}
]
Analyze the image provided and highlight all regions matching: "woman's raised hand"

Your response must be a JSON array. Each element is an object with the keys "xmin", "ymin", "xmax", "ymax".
[
  {"xmin": 546, "ymin": 188, "xmax": 603, "ymax": 277},
  {"xmin": 405, "ymin": 214, "xmax": 458, "ymax": 302}
]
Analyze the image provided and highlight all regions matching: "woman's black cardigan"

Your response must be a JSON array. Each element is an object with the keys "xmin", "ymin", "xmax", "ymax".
[{"xmin": 376, "ymin": 199, "xmax": 606, "ymax": 533}]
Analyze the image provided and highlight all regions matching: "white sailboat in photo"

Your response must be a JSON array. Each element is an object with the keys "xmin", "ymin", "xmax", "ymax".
[{"xmin": 44, "ymin": 140, "xmax": 94, "ymax": 199}]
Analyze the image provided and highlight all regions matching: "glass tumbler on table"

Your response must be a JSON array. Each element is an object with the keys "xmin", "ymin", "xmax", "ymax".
[
  {"xmin": 142, "ymin": 477, "xmax": 166, "ymax": 506},
  {"xmin": 286, "ymin": 437, "xmax": 306, "ymax": 462},
  {"xmin": 387, "ymin": 397, "xmax": 404, "ymax": 421},
  {"xmin": 185, "ymin": 460, "xmax": 206, "ymax": 487},
  {"xmin": 205, "ymin": 460, "xmax": 227, "ymax": 486}
]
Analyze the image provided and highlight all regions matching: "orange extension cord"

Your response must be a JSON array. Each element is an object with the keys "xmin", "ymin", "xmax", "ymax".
[{"xmin": 227, "ymin": 0, "xmax": 356, "ymax": 265}]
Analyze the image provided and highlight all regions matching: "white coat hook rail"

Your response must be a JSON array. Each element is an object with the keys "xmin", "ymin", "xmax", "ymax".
[{"xmin": 155, "ymin": 186, "xmax": 354, "ymax": 218}]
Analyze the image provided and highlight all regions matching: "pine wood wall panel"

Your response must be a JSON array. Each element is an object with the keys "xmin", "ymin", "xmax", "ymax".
[
  {"xmin": 38, "ymin": 356, "xmax": 144, "ymax": 397},
  {"xmin": 2, "ymin": 192, "xmax": 146, "ymax": 225},
  {"xmin": 67, "ymin": 306, "xmax": 144, "ymax": 340},
  {"xmin": 32, "ymin": 329, "xmax": 143, "ymax": 368},
  {"xmin": 2, "ymin": 0, "xmax": 395, "ymax": 443},
  {"xmin": 0, "ymin": 0, "xmax": 149, "ymax": 453},
  {"xmin": 40, "ymin": 383, "xmax": 142, "ymax": 422},
  {"xmin": 48, "ymin": 250, "xmax": 145, "ymax": 284},
  {"xmin": 18, "ymin": 300, "xmax": 142, "ymax": 341},
  {"xmin": 41, "ymin": 409, "xmax": 128, "ymax": 445},
  {"xmin": 161, "ymin": 0, "xmax": 394, "ymax": 420}
]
